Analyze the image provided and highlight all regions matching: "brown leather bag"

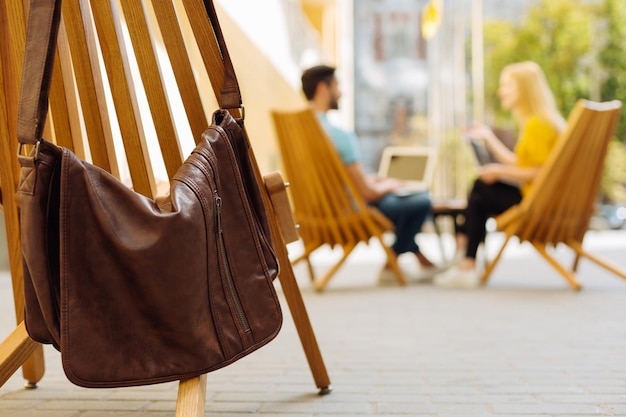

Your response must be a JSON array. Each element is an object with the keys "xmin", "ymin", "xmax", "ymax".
[{"xmin": 17, "ymin": 0, "xmax": 282, "ymax": 388}]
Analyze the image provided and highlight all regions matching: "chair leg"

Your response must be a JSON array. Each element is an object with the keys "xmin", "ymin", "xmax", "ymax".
[
  {"xmin": 431, "ymin": 216, "xmax": 448, "ymax": 264},
  {"xmin": 0, "ymin": 322, "xmax": 39, "ymax": 388},
  {"xmin": 313, "ymin": 243, "xmax": 357, "ymax": 291},
  {"xmin": 531, "ymin": 242, "xmax": 581, "ymax": 290},
  {"xmin": 277, "ymin": 261, "xmax": 332, "ymax": 393},
  {"xmin": 568, "ymin": 241, "xmax": 626, "ymax": 281},
  {"xmin": 3, "ymin": 214, "xmax": 45, "ymax": 388},
  {"xmin": 480, "ymin": 235, "xmax": 511, "ymax": 284},
  {"xmin": 572, "ymin": 253, "xmax": 581, "ymax": 272},
  {"xmin": 379, "ymin": 240, "xmax": 407, "ymax": 285},
  {"xmin": 274, "ymin": 240, "xmax": 332, "ymax": 392},
  {"xmin": 291, "ymin": 245, "xmax": 318, "ymax": 282},
  {"xmin": 21, "ymin": 346, "xmax": 45, "ymax": 388},
  {"xmin": 261, "ymin": 172, "xmax": 331, "ymax": 392},
  {"xmin": 175, "ymin": 374, "xmax": 207, "ymax": 417},
  {"xmin": 305, "ymin": 257, "xmax": 315, "ymax": 283}
]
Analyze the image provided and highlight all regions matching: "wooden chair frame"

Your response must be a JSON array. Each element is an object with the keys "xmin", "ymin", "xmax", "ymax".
[
  {"xmin": 480, "ymin": 99, "xmax": 626, "ymax": 289},
  {"xmin": 271, "ymin": 108, "xmax": 408, "ymax": 291},
  {"xmin": 0, "ymin": 1, "xmax": 331, "ymax": 415}
]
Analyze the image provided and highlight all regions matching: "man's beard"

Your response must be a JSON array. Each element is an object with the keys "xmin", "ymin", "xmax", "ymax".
[{"xmin": 329, "ymin": 98, "xmax": 339, "ymax": 110}]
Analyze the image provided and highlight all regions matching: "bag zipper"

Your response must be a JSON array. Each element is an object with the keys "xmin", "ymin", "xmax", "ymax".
[
  {"xmin": 213, "ymin": 191, "xmax": 250, "ymax": 333},
  {"xmin": 205, "ymin": 127, "xmax": 274, "ymax": 275}
]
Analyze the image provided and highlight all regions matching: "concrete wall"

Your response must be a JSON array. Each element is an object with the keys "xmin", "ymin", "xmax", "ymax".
[{"xmin": 217, "ymin": 4, "xmax": 307, "ymax": 173}]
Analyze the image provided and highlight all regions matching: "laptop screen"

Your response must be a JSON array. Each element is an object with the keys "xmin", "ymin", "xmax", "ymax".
[
  {"xmin": 387, "ymin": 154, "xmax": 429, "ymax": 182},
  {"xmin": 378, "ymin": 146, "xmax": 437, "ymax": 192}
]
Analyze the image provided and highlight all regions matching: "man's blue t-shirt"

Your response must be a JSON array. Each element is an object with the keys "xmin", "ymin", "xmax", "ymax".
[{"xmin": 317, "ymin": 113, "xmax": 361, "ymax": 165}]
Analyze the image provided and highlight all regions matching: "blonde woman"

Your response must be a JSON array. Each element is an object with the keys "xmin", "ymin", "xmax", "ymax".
[{"xmin": 435, "ymin": 61, "xmax": 567, "ymax": 288}]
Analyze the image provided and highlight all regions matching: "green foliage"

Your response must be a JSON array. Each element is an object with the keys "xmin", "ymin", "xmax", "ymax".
[
  {"xmin": 436, "ymin": 128, "xmax": 478, "ymax": 198},
  {"xmin": 483, "ymin": 0, "xmax": 595, "ymax": 124},
  {"xmin": 482, "ymin": 20, "xmax": 517, "ymax": 127},
  {"xmin": 598, "ymin": 0, "xmax": 626, "ymax": 141},
  {"xmin": 601, "ymin": 140, "xmax": 626, "ymax": 202},
  {"xmin": 482, "ymin": 0, "xmax": 626, "ymax": 202}
]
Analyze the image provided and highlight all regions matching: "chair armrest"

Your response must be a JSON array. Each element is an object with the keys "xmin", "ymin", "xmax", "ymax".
[{"xmin": 264, "ymin": 172, "xmax": 300, "ymax": 244}]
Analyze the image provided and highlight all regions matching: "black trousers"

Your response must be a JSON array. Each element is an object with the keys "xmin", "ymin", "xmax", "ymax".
[{"xmin": 460, "ymin": 179, "xmax": 522, "ymax": 259}]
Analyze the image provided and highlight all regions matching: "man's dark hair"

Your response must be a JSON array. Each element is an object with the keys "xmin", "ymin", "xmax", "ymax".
[{"xmin": 301, "ymin": 65, "xmax": 336, "ymax": 100}]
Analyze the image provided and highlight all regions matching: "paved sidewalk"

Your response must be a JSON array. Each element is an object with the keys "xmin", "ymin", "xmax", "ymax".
[{"xmin": 1, "ymin": 231, "xmax": 626, "ymax": 416}]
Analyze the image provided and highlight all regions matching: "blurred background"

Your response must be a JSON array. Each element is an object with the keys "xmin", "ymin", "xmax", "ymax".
[
  {"xmin": 2, "ymin": 0, "xmax": 626, "ymax": 272},
  {"xmin": 214, "ymin": 0, "xmax": 626, "ymax": 228}
]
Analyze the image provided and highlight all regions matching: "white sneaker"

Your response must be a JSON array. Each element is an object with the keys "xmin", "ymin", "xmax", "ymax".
[
  {"xmin": 434, "ymin": 266, "xmax": 481, "ymax": 289},
  {"xmin": 377, "ymin": 267, "xmax": 403, "ymax": 286},
  {"xmin": 414, "ymin": 264, "xmax": 448, "ymax": 282},
  {"xmin": 378, "ymin": 264, "xmax": 446, "ymax": 285},
  {"xmin": 449, "ymin": 251, "xmax": 465, "ymax": 266}
]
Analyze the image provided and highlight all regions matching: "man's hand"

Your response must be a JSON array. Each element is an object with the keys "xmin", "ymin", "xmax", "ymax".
[{"xmin": 369, "ymin": 176, "xmax": 405, "ymax": 196}]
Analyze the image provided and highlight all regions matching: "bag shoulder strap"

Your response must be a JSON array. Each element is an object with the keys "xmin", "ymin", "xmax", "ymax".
[
  {"xmin": 17, "ymin": 0, "xmax": 62, "ymax": 146},
  {"xmin": 17, "ymin": 0, "xmax": 241, "ymax": 146},
  {"xmin": 202, "ymin": 0, "xmax": 242, "ymax": 111}
]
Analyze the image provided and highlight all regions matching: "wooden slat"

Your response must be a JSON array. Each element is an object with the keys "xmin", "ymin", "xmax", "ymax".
[
  {"xmin": 0, "ymin": 0, "xmax": 45, "ymax": 388},
  {"xmin": 0, "ymin": 1, "xmax": 25, "ymax": 317},
  {"xmin": 48, "ymin": 44, "xmax": 74, "ymax": 150},
  {"xmin": 118, "ymin": 0, "xmax": 184, "ymax": 177},
  {"xmin": 61, "ymin": 0, "xmax": 116, "ymax": 173},
  {"xmin": 150, "ymin": 0, "xmax": 208, "ymax": 141},
  {"xmin": 89, "ymin": 0, "xmax": 155, "ymax": 197},
  {"xmin": 56, "ymin": 20, "xmax": 83, "ymax": 157},
  {"xmin": 181, "ymin": 0, "xmax": 225, "ymax": 108}
]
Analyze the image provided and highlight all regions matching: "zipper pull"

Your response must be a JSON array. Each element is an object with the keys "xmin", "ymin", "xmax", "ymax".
[{"xmin": 214, "ymin": 191, "xmax": 223, "ymax": 233}]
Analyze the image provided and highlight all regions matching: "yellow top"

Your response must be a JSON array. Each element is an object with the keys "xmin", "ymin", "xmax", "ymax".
[{"xmin": 515, "ymin": 116, "xmax": 559, "ymax": 195}]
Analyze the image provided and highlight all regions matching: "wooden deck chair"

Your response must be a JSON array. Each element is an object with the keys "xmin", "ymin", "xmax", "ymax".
[
  {"xmin": 0, "ymin": 1, "xmax": 331, "ymax": 414},
  {"xmin": 481, "ymin": 99, "xmax": 626, "ymax": 290},
  {"xmin": 271, "ymin": 108, "xmax": 408, "ymax": 291}
]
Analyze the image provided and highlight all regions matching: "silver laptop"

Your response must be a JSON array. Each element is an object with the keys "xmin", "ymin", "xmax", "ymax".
[
  {"xmin": 377, "ymin": 146, "xmax": 437, "ymax": 195},
  {"xmin": 468, "ymin": 137, "xmax": 498, "ymax": 165},
  {"xmin": 466, "ymin": 136, "xmax": 521, "ymax": 188}
]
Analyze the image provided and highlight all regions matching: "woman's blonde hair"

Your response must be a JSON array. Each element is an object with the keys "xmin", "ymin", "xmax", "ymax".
[{"xmin": 502, "ymin": 61, "xmax": 566, "ymax": 133}]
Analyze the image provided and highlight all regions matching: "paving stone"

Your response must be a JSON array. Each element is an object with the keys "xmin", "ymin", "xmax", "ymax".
[
  {"xmin": 491, "ymin": 403, "xmax": 609, "ymax": 415},
  {"xmin": 0, "ymin": 411, "xmax": 76, "ymax": 417},
  {"xmin": 39, "ymin": 400, "xmax": 149, "ymax": 411},
  {"xmin": 81, "ymin": 413, "xmax": 173, "ymax": 417},
  {"xmin": 260, "ymin": 399, "xmax": 372, "ymax": 414},
  {"xmin": 0, "ymin": 399, "xmax": 45, "ymax": 410},
  {"xmin": 377, "ymin": 401, "xmax": 489, "ymax": 414},
  {"xmin": 1, "ymin": 231, "xmax": 626, "ymax": 416}
]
